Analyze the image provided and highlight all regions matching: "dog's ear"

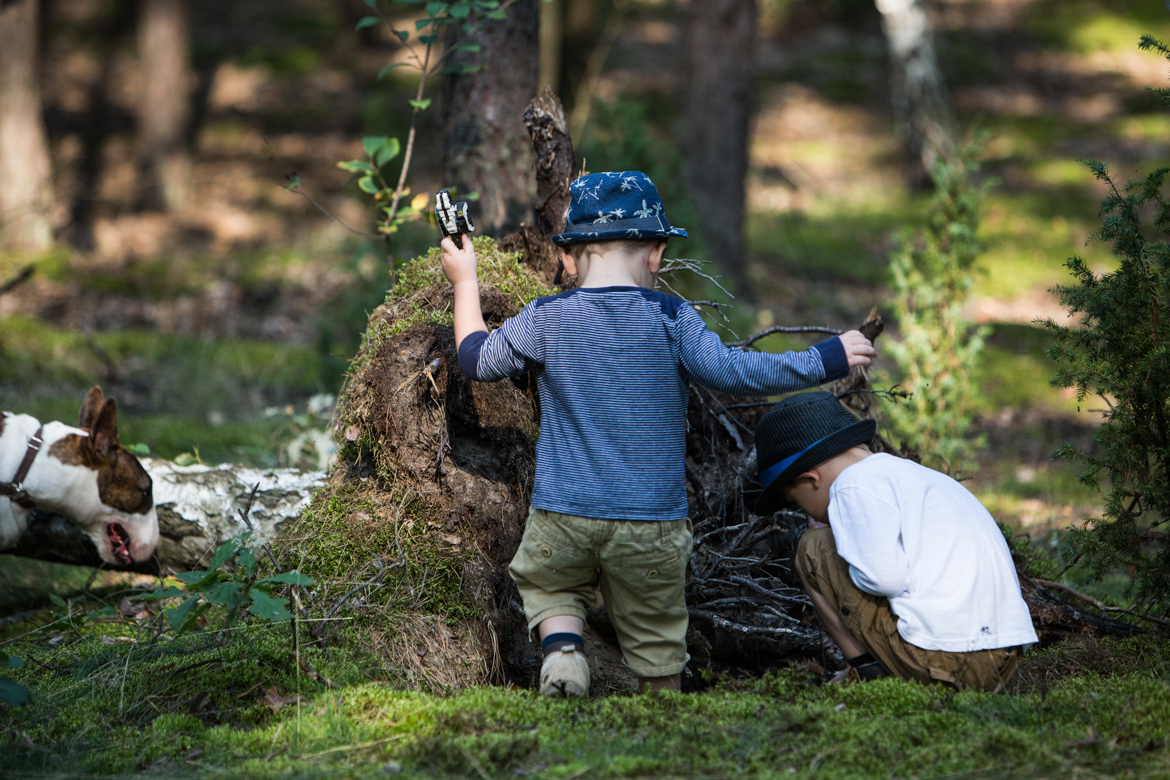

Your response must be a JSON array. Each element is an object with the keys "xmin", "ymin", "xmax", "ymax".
[
  {"xmin": 91, "ymin": 398, "xmax": 120, "ymax": 458},
  {"xmin": 79, "ymin": 386, "xmax": 105, "ymax": 431}
]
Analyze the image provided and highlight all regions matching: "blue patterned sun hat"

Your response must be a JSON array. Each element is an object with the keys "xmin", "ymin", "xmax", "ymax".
[{"xmin": 551, "ymin": 171, "xmax": 688, "ymax": 246}]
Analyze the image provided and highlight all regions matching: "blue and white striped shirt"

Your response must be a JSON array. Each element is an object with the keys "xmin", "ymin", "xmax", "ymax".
[{"xmin": 459, "ymin": 286, "xmax": 849, "ymax": 521}]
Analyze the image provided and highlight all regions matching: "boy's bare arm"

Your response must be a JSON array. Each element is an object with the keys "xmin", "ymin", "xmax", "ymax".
[
  {"xmin": 441, "ymin": 234, "xmax": 488, "ymax": 348},
  {"xmin": 838, "ymin": 330, "xmax": 877, "ymax": 368}
]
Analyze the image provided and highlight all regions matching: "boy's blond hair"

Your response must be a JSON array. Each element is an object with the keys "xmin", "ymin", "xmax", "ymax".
[{"xmin": 566, "ymin": 238, "xmax": 666, "ymax": 261}]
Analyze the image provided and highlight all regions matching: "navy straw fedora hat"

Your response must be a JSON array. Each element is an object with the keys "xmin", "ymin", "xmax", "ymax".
[
  {"xmin": 551, "ymin": 171, "xmax": 689, "ymax": 246},
  {"xmin": 754, "ymin": 391, "xmax": 877, "ymax": 515}
]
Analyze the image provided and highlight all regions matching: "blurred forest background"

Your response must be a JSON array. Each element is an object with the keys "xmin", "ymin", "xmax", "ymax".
[{"xmin": 2, "ymin": 0, "xmax": 1168, "ymax": 572}]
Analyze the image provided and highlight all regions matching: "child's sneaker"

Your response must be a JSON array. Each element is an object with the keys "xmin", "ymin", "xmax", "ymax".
[{"xmin": 540, "ymin": 646, "xmax": 590, "ymax": 697}]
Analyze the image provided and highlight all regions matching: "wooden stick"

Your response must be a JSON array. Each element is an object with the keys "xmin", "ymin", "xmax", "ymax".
[
  {"xmin": 726, "ymin": 324, "xmax": 844, "ymax": 349},
  {"xmin": 1033, "ymin": 578, "xmax": 1170, "ymax": 627}
]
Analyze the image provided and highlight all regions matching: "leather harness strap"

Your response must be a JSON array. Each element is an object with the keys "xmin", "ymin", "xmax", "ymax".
[{"xmin": 0, "ymin": 426, "xmax": 44, "ymax": 509}]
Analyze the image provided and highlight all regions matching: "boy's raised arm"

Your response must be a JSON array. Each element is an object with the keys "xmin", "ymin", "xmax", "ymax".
[
  {"xmin": 675, "ymin": 305, "xmax": 876, "ymax": 395},
  {"xmin": 441, "ymin": 235, "xmax": 488, "ymax": 348}
]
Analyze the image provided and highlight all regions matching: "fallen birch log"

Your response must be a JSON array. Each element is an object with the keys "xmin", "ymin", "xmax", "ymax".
[{"xmin": 6, "ymin": 458, "xmax": 326, "ymax": 573}]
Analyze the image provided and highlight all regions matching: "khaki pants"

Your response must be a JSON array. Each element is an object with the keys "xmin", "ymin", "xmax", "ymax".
[
  {"xmin": 508, "ymin": 507, "xmax": 693, "ymax": 677},
  {"xmin": 797, "ymin": 527, "xmax": 1022, "ymax": 692}
]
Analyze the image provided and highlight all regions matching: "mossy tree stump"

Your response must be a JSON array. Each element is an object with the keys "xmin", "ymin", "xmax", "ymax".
[{"xmin": 276, "ymin": 239, "xmax": 557, "ymax": 690}]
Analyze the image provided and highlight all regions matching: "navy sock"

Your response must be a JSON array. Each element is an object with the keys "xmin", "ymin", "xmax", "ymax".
[
  {"xmin": 847, "ymin": 652, "xmax": 877, "ymax": 667},
  {"xmin": 542, "ymin": 632, "xmax": 584, "ymax": 658}
]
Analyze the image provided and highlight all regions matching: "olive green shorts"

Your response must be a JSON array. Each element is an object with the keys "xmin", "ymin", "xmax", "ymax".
[
  {"xmin": 797, "ymin": 527, "xmax": 1023, "ymax": 692},
  {"xmin": 508, "ymin": 507, "xmax": 693, "ymax": 677}
]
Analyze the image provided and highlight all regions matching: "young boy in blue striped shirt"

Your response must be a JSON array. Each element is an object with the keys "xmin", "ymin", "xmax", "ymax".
[{"xmin": 441, "ymin": 171, "xmax": 876, "ymax": 696}]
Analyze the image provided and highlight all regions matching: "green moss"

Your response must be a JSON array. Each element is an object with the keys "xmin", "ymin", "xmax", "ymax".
[
  {"xmin": 390, "ymin": 235, "xmax": 558, "ymax": 329},
  {"xmin": 8, "ymin": 633, "xmax": 1170, "ymax": 778},
  {"xmin": 337, "ymin": 236, "xmax": 556, "ymax": 427},
  {"xmin": 279, "ymin": 481, "xmax": 472, "ymax": 618}
]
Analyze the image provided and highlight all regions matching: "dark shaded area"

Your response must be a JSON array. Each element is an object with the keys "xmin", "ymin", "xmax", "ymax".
[{"xmin": 8, "ymin": 509, "xmax": 159, "ymax": 575}]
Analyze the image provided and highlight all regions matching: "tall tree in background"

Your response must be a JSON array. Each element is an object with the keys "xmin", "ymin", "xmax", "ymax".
[
  {"xmin": 0, "ymin": 0, "xmax": 55, "ymax": 250},
  {"xmin": 137, "ymin": 0, "xmax": 193, "ymax": 211},
  {"xmin": 874, "ymin": 0, "xmax": 957, "ymax": 187},
  {"xmin": 683, "ymin": 0, "xmax": 755, "ymax": 299},
  {"xmin": 441, "ymin": 0, "xmax": 540, "ymax": 235}
]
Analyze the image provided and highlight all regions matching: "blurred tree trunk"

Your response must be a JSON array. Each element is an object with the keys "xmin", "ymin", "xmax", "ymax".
[
  {"xmin": 539, "ymin": 0, "xmax": 563, "ymax": 95},
  {"xmin": 138, "ymin": 0, "xmax": 193, "ymax": 211},
  {"xmin": 441, "ymin": 0, "xmax": 540, "ymax": 236},
  {"xmin": 0, "ymin": 0, "xmax": 55, "ymax": 250},
  {"xmin": 874, "ymin": 0, "xmax": 957, "ymax": 187},
  {"xmin": 683, "ymin": 0, "xmax": 755, "ymax": 299}
]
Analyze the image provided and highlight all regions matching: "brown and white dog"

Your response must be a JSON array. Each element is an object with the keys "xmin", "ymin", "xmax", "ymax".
[{"xmin": 0, "ymin": 387, "xmax": 158, "ymax": 566}]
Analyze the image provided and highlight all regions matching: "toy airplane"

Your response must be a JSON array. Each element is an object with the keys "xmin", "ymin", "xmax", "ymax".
[{"xmin": 434, "ymin": 190, "xmax": 475, "ymax": 243}]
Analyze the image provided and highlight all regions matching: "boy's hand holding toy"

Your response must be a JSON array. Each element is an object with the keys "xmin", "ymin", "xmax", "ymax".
[
  {"xmin": 437, "ymin": 192, "xmax": 487, "ymax": 346},
  {"xmin": 440, "ymin": 233, "xmax": 477, "ymax": 286}
]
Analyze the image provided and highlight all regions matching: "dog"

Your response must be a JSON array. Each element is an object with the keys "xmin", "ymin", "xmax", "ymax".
[{"xmin": 1, "ymin": 386, "xmax": 159, "ymax": 566}]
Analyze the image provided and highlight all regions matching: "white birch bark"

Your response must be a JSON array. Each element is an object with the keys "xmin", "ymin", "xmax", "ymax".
[
  {"xmin": 7, "ymin": 460, "xmax": 326, "ymax": 573},
  {"xmin": 875, "ymin": 0, "xmax": 958, "ymax": 183}
]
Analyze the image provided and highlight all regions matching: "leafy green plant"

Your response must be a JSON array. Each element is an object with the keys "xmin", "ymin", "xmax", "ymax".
[
  {"xmin": 1039, "ymin": 35, "xmax": 1170, "ymax": 607},
  {"xmin": 142, "ymin": 532, "xmax": 312, "ymax": 635},
  {"xmin": 883, "ymin": 144, "xmax": 990, "ymax": 473}
]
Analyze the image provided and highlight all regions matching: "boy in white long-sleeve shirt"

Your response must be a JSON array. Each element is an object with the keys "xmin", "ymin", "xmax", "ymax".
[{"xmin": 753, "ymin": 391, "xmax": 1037, "ymax": 690}]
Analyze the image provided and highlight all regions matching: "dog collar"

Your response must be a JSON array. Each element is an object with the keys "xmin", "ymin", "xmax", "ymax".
[{"xmin": 0, "ymin": 426, "xmax": 44, "ymax": 509}]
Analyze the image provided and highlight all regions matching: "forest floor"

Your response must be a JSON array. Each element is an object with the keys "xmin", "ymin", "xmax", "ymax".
[
  {"xmin": 3, "ymin": 0, "xmax": 1170, "ymax": 775},
  {"xmin": 3, "ymin": 595, "xmax": 1169, "ymax": 779}
]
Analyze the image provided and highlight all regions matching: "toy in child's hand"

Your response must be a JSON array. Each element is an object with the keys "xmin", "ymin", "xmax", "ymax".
[{"xmin": 435, "ymin": 190, "xmax": 475, "ymax": 244}]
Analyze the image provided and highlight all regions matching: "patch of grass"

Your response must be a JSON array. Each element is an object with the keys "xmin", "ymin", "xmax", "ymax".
[
  {"xmin": 0, "ymin": 315, "xmax": 330, "ymax": 464},
  {"xmin": 1111, "ymin": 112, "xmax": 1170, "ymax": 142},
  {"xmin": 1024, "ymin": 0, "xmax": 1170, "ymax": 54},
  {"xmin": 972, "ymin": 323, "xmax": 1118, "ymax": 420},
  {"xmin": 748, "ymin": 202, "xmax": 920, "ymax": 284},
  {"xmin": 977, "ymin": 190, "xmax": 1116, "ymax": 300},
  {"xmin": 975, "ymin": 343, "xmax": 1079, "ymax": 416},
  {"xmin": 4, "ymin": 605, "xmax": 1170, "ymax": 780},
  {"xmin": 0, "ymin": 558, "xmax": 102, "ymax": 615},
  {"xmin": 785, "ymin": 49, "xmax": 882, "ymax": 104},
  {"xmin": 239, "ymin": 45, "xmax": 322, "ymax": 75}
]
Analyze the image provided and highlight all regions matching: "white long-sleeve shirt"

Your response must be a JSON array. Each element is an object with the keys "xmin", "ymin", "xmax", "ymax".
[{"xmin": 829, "ymin": 453, "xmax": 1038, "ymax": 652}]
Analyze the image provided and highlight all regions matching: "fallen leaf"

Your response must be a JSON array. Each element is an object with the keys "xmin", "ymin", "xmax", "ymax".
[
  {"xmin": 186, "ymin": 691, "xmax": 211, "ymax": 714},
  {"xmin": 260, "ymin": 687, "xmax": 303, "ymax": 713}
]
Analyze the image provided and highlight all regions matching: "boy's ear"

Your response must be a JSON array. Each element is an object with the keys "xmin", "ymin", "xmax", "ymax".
[
  {"xmin": 647, "ymin": 241, "xmax": 667, "ymax": 274},
  {"xmin": 794, "ymin": 468, "xmax": 821, "ymax": 490},
  {"xmin": 560, "ymin": 246, "xmax": 579, "ymax": 277}
]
